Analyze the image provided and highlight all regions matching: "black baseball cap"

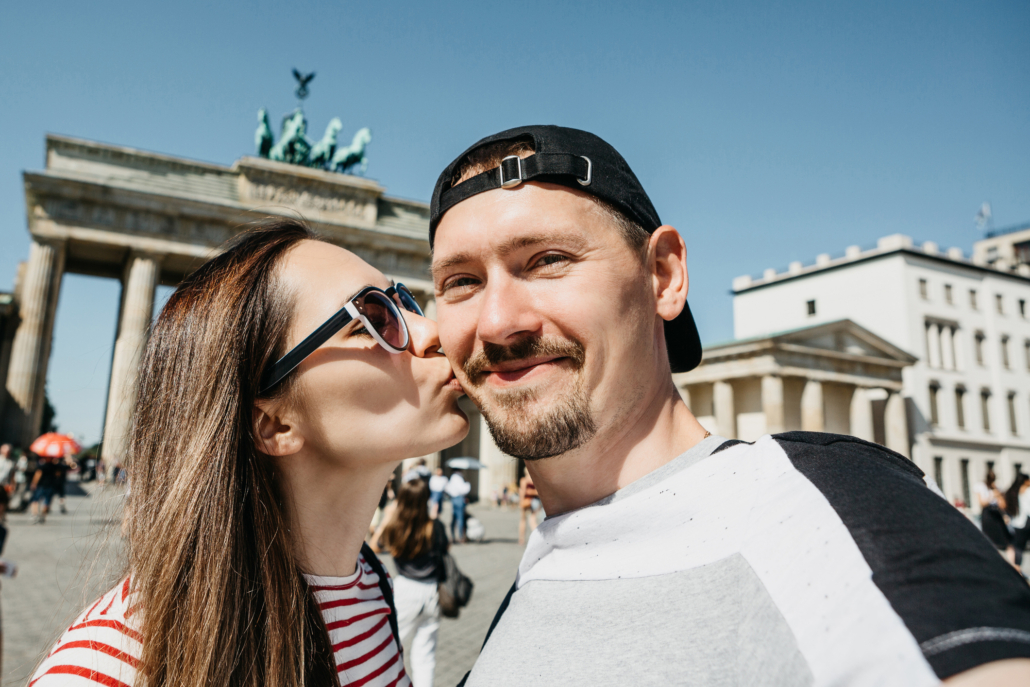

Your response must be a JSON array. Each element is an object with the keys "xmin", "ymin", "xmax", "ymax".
[{"xmin": 429, "ymin": 125, "xmax": 702, "ymax": 373}]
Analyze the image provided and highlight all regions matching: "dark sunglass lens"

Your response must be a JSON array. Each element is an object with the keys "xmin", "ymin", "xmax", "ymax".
[
  {"xmin": 363, "ymin": 292, "xmax": 407, "ymax": 350},
  {"xmin": 396, "ymin": 286, "xmax": 424, "ymax": 316}
]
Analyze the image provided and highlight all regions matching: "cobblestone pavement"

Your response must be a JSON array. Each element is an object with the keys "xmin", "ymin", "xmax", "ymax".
[{"xmin": 0, "ymin": 483, "xmax": 530, "ymax": 687}]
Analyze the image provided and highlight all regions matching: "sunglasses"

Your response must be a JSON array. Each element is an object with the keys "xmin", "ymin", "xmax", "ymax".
[{"xmin": 259, "ymin": 283, "xmax": 425, "ymax": 395}]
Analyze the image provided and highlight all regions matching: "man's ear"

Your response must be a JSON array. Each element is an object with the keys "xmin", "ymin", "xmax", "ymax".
[
  {"xmin": 253, "ymin": 401, "xmax": 304, "ymax": 457},
  {"xmin": 648, "ymin": 225, "xmax": 688, "ymax": 322}
]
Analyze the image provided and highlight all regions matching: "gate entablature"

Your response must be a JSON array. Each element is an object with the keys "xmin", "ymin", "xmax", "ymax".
[{"xmin": 3, "ymin": 134, "xmax": 433, "ymax": 460}]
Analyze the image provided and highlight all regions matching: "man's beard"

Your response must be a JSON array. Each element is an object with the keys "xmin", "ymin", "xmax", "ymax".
[{"xmin": 462, "ymin": 337, "xmax": 596, "ymax": 461}]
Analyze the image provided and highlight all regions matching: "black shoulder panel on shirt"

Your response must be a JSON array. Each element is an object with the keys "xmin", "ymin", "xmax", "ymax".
[{"xmin": 772, "ymin": 432, "xmax": 1030, "ymax": 679}]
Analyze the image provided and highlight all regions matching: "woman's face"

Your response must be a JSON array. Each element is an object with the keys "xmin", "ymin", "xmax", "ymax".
[{"xmin": 274, "ymin": 240, "xmax": 468, "ymax": 465}]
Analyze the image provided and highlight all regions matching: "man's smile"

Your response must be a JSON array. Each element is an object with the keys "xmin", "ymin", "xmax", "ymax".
[{"xmin": 481, "ymin": 356, "xmax": 567, "ymax": 385}]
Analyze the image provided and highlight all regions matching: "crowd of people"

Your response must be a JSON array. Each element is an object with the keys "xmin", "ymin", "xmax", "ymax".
[{"xmin": 975, "ymin": 467, "xmax": 1030, "ymax": 568}]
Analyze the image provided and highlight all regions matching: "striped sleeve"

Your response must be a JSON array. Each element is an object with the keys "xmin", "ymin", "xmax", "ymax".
[{"xmin": 30, "ymin": 577, "xmax": 142, "ymax": 687}]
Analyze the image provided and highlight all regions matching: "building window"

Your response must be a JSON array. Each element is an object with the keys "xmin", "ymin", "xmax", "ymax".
[
  {"xmin": 975, "ymin": 332, "xmax": 985, "ymax": 365},
  {"xmin": 1016, "ymin": 462, "xmax": 1023, "ymax": 476},
  {"xmin": 996, "ymin": 294, "xmax": 1004, "ymax": 314},
  {"xmin": 1002, "ymin": 336, "xmax": 1011, "ymax": 368},
  {"xmin": 929, "ymin": 383, "xmax": 940, "ymax": 426},
  {"xmin": 944, "ymin": 284, "xmax": 953, "ymax": 304},
  {"xmin": 934, "ymin": 457, "xmax": 944, "ymax": 491},
  {"xmin": 1025, "ymin": 340, "xmax": 1030, "ymax": 370},
  {"xmin": 806, "ymin": 300, "xmax": 816, "ymax": 316},
  {"xmin": 970, "ymin": 290, "xmax": 978, "ymax": 309},
  {"xmin": 919, "ymin": 279, "xmax": 928, "ymax": 299},
  {"xmin": 981, "ymin": 389, "xmax": 992, "ymax": 432},
  {"xmin": 955, "ymin": 387, "xmax": 966, "ymax": 428},
  {"xmin": 1009, "ymin": 392, "xmax": 1019, "ymax": 435},
  {"xmin": 960, "ymin": 458, "xmax": 971, "ymax": 507},
  {"xmin": 1021, "ymin": 299, "xmax": 1027, "ymax": 317}
]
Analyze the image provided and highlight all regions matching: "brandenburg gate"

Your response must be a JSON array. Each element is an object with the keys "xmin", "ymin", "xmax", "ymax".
[{"xmin": 0, "ymin": 134, "xmax": 456, "ymax": 475}]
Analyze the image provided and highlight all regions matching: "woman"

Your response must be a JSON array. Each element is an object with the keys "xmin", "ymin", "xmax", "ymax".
[
  {"xmin": 518, "ymin": 473, "xmax": 539, "ymax": 546},
  {"xmin": 31, "ymin": 220, "xmax": 468, "ymax": 687},
  {"xmin": 976, "ymin": 468, "xmax": 1010, "ymax": 550},
  {"xmin": 445, "ymin": 471, "xmax": 471, "ymax": 543},
  {"xmin": 371, "ymin": 479, "xmax": 448, "ymax": 687},
  {"xmin": 1004, "ymin": 473, "xmax": 1030, "ymax": 568}
]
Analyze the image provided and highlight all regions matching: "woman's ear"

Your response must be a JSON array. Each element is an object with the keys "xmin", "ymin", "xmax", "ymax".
[
  {"xmin": 649, "ymin": 225, "xmax": 689, "ymax": 322},
  {"xmin": 253, "ymin": 402, "xmax": 304, "ymax": 456}
]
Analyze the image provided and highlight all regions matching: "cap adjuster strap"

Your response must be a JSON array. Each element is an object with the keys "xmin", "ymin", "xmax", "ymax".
[{"xmin": 499, "ymin": 155, "xmax": 523, "ymax": 188}]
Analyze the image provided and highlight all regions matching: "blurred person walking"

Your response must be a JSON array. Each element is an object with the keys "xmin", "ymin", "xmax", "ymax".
[
  {"xmin": 518, "ymin": 473, "xmax": 539, "ymax": 546},
  {"xmin": 975, "ymin": 468, "xmax": 1010, "ymax": 549},
  {"xmin": 30, "ymin": 220, "xmax": 469, "ymax": 687},
  {"xmin": 428, "ymin": 467, "xmax": 447, "ymax": 519},
  {"xmin": 445, "ymin": 470, "xmax": 471, "ymax": 543},
  {"xmin": 372, "ymin": 479, "xmax": 448, "ymax": 687},
  {"xmin": 0, "ymin": 444, "xmax": 13, "ymax": 488},
  {"xmin": 28, "ymin": 455, "xmax": 59, "ymax": 524},
  {"xmin": 1004, "ymin": 473, "xmax": 1030, "ymax": 568}
]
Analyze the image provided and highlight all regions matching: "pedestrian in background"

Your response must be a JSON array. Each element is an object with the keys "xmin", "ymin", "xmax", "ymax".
[
  {"xmin": 518, "ymin": 473, "xmax": 539, "ymax": 546},
  {"xmin": 372, "ymin": 479, "xmax": 448, "ymax": 687},
  {"xmin": 1004, "ymin": 473, "xmax": 1030, "ymax": 568},
  {"xmin": 0, "ymin": 444, "xmax": 13, "ymax": 489},
  {"xmin": 428, "ymin": 467, "xmax": 447, "ymax": 520},
  {"xmin": 29, "ymin": 455, "xmax": 59, "ymax": 524},
  {"xmin": 975, "ymin": 468, "xmax": 1010, "ymax": 549},
  {"xmin": 445, "ymin": 470, "xmax": 471, "ymax": 543},
  {"xmin": 403, "ymin": 457, "xmax": 431, "ymax": 484}
]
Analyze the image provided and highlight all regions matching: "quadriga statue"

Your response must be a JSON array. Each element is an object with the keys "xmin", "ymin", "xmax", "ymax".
[{"xmin": 331, "ymin": 128, "xmax": 372, "ymax": 175}]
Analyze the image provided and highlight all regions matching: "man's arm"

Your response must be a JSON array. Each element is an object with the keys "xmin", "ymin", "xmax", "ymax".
[
  {"xmin": 29, "ymin": 468, "xmax": 41, "ymax": 490},
  {"xmin": 944, "ymin": 658, "xmax": 1030, "ymax": 685}
]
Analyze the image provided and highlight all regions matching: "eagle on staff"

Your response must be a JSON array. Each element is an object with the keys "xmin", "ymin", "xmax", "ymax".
[{"xmin": 254, "ymin": 68, "xmax": 372, "ymax": 175}]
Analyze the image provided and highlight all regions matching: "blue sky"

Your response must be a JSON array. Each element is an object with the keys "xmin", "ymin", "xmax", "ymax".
[{"xmin": 1, "ymin": 0, "xmax": 1027, "ymax": 444}]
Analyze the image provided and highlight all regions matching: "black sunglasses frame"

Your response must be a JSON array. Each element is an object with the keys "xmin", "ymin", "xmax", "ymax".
[{"xmin": 259, "ymin": 283, "xmax": 424, "ymax": 395}]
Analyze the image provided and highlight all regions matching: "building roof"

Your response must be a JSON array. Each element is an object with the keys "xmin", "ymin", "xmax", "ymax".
[{"xmin": 733, "ymin": 233, "xmax": 1030, "ymax": 294}]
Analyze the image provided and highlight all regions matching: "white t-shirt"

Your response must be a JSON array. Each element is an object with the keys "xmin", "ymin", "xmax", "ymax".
[
  {"xmin": 973, "ymin": 481, "xmax": 998, "ymax": 508},
  {"xmin": 429, "ymin": 474, "xmax": 448, "ymax": 493},
  {"xmin": 445, "ymin": 473, "xmax": 471, "ymax": 498}
]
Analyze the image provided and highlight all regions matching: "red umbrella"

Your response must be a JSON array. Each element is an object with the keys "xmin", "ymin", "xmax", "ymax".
[{"xmin": 30, "ymin": 433, "xmax": 82, "ymax": 458}]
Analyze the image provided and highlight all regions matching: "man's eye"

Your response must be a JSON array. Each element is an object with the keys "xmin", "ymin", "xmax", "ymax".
[
  {"xmin": 534, "ymin": 254, "xmax": 569, "ymax": 268},
  {"xmin": 442, "ymin": 276, "xmax": 480, "ymax": 292}
]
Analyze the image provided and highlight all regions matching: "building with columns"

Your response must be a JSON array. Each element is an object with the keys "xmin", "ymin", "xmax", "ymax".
[
  {"xmin": 674, "ymin": 319, "xmax": 916, "ymax": 455},
  {"xmin": 725, "ymin": 232, "xmax": 1030, "ymax": 510},
  {"xmin": 0, "ymin": 134, "xmax": 520, "ymax": 498}
]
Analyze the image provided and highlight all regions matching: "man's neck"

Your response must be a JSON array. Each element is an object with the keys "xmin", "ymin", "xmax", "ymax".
[
  {"xmin": 275, "ymin": 453, "xmax": 395, "ymax": 578},
  {"xmin": 527, "ymin": 378, "xmax": 709, "ymax": 516}
]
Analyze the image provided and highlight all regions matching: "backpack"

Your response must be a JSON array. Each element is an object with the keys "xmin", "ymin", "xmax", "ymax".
[{"xmin": 359, "ymin": 542, "xmax": 402, "ymax": 652}]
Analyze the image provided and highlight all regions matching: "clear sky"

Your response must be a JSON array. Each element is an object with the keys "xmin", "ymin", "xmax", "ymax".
[{"xmin": 1, "ymin": 0, "xmax": 1027, "ymax": 445}]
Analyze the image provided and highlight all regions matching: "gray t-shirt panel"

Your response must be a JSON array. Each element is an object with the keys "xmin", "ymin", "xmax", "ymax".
[{"xmin": 466, "ymin": 553, "xmax": 811, "ymax": 687}]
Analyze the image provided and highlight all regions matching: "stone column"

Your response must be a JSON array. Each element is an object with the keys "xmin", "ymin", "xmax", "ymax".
[
  {"xmin": 3, "ymin": 239, "xmax": 65, "ymax": 446},
  {"xmin": 801, "ymin": 379, "xmax": 824, "ymax": 432},
  {"xmin": 884, "ymin": 392, "xmax": 909, "ymax": 457},
  {"xmin": 849, "ymin": 387, "xmax": 875, "ymax": 441},
  {"xmin": 941, "ymin": 327, "xmax": 956, "ymax": 371},
  {"xmin": 762, "ymin": 375, "xmax": 785, "ymax": 434},
  {"xmin": 422, "ymin": 297, "xmax": 437, "ymax": 322},
  {"xmin": 102, "ymin": 253, "xmax": 160, "ymax": 470},
  {"xmin": 713, "ymin": 380, "xmax": 736, "ymax": 439},
  {"xmin": 926, "ymin": 323, "xmax": 941, "ymax": 369}
]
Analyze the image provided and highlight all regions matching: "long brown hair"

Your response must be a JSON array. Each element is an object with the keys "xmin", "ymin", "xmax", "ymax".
[
  {"xmin": 124, "ymin": 219, "xmax": 340, "ymax": 686},
  {"xmin": 382, "ymin": 479, "xmax": 434, "ymax": 560}
]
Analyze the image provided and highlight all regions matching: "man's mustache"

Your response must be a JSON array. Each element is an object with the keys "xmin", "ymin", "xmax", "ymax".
[{"xmin": 462, "ymin": 337, "xmax": 586, "ymax": 383}]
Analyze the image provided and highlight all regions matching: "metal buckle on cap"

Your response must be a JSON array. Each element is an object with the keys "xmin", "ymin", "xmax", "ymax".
[
  {"xmin": 499, "ymin": 155, "xmax": 523, "ymax": 189},
  {"xmin": 578, "ymin": 156, "xmax": 592, "ymax": 186}
]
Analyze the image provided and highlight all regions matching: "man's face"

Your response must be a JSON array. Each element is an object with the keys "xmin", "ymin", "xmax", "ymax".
[{"xmin": 433, "ymin": 182, "xmax": 659, "ymax": 461}]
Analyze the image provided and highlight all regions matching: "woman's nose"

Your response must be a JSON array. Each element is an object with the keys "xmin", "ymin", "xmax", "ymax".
[{"xmin": 406, "ymin": 313, "xmax": 442, "ymax": 358}]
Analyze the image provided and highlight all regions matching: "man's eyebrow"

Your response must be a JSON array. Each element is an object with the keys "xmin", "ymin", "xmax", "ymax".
[{"xmin": 431, "ymin": 234, "xmax": 588, "ymax": 280}]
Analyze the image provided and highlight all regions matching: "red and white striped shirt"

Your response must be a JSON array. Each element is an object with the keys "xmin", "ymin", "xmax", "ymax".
[{"xmin": 31, "ymin": 552, "xmax": 410, "ymax": 687}]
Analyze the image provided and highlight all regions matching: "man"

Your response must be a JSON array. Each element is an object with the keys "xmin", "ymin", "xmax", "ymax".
[
  {"xmin": 429, "ymin": 125, "xmax": 1030, "ymax": 685},
  {"xmin": 29, "ymin": 455, "xmax": 59, "ymax": 524}
]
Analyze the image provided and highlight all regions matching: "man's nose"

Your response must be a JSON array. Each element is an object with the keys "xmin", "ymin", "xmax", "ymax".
[{"xmin": 476, "ymin": 276, "xmax": 542, "ymax": 344}]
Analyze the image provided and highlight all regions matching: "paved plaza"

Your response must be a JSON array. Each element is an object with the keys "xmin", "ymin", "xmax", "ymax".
[{"xmin": 0, "ymin": 481, "xmax": 527, "ymax": 687}]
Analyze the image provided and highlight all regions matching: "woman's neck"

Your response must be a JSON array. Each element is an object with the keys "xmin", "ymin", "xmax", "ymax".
[{"xmin": 275, "ymin": 452, "xmax": 397, "ymax": 578}]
